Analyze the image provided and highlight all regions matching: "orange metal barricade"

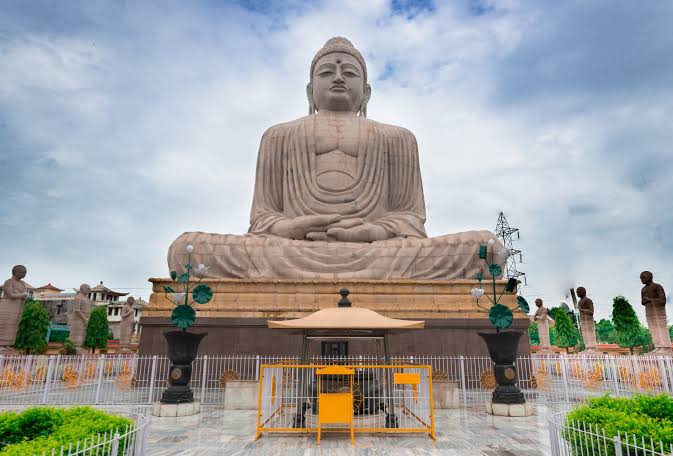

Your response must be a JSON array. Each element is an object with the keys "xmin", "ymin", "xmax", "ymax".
[{"xmin": 255, "ymin": 364, "xmax": 435, "ymax": 442}]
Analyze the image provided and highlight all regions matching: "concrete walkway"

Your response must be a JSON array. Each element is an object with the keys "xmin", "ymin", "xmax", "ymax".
[{"xmin": 147, "ymin": 406, "xmax": 553, "ymax": 455}]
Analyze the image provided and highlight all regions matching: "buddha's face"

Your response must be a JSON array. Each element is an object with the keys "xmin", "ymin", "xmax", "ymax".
[
  {"xmin": 311, "ymin": 51, "xmax": 369, "ymax": 113},
  {"xmin": 12, "ymin": 265, "xmax": 26, "ymax": 280},
  {"xmin": 640, "ymin": 272, "xmax": 652, "ymax": 285}
]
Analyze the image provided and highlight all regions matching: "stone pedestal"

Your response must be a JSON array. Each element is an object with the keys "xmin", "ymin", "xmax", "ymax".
[
  {"xmin": 224, "ymin": 380, "xmax": 258, "ymax": 409},
  {"xmin": 485, "ymin": 401, "xmax": 534, "ymax": 417},
  {"xmin": 152, "ymin": 401, "xmax": 201, "ymax": 417},
  {"xmin": 432, "ymin": 380, "xmax": 460, "ymax": 409},
  {"xmin": 140, "ymin": 278, "xmax": 530, "ymax": 357}
]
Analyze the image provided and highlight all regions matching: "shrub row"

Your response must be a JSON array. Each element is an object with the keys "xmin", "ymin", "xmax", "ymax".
[
  {"xmin": 0, "ymin": 407, "xmax": 132, "ymax": 455},
  {"xmin": 565, "ymin": 394, "xmax": 673, "ymax": 455}
]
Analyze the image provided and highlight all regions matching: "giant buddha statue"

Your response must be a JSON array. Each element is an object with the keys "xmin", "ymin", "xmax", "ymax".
[{"xmin": 168, "ymin": 37, "xmax": 504, "ymax": 279}]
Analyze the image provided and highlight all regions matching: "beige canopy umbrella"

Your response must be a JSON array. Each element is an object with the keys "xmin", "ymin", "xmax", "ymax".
[
  {"xmin": 267, "ymin": 288, "xmax": 424, "ymax": 363},
  {"xmin": 268, "ymin": 306, "xmax": 424, "ymax": 330}
]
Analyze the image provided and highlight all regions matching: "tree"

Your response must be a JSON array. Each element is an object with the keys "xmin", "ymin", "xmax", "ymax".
[
  {"xmin": 528, "ymin": 322, "xmax": 540, "ymax": 345},
  {"xmin": 550, "ymin": 307, "xmax": 580, "ymax": 353},
  {"xmin": 633, "ymin": 326, "xmax": 654, "ymax": 354},
  {"xmin": 84, "ymin": 306, "xmax": 110, "ymax": 353},
  {"xmin": 14, "ymin": 299, "xmax": 50, "ymax": 354},
  {"xmin": 596, "ymin": 319, "xmax": 617, "ymax": 343},
  {"xmin": 669, "ymin": 325, "xmax": 672, "ymax": 339},
  {"xmin": 612, "ymin": 295, "xmax": 642, "ymax": 355}
]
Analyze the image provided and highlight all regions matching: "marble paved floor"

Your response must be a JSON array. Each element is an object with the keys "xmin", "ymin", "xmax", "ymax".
[{"xmin": 147, "ymin": 405, "xmax": 554, "ymax": 455}]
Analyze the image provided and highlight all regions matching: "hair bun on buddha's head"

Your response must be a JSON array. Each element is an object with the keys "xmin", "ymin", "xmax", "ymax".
[{"xmin": 310, "ymin": 36, "xmax": 367, "ymax": 83}]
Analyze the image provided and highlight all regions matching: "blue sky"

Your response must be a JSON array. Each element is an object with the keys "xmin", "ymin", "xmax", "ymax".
[{"xmin": 1, "ymin": 0, "xmax": 672, "ymax": 322}]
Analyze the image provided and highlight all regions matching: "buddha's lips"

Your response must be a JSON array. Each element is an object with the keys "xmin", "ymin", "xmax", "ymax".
[{"xmin": 330, "ymin": 85, "xmax": 347, "ymax": 92}]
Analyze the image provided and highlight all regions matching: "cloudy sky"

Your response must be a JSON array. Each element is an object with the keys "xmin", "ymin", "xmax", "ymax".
[{"xmin": 1, "ymin": 0, "xmax": 672, "ymax": 322}]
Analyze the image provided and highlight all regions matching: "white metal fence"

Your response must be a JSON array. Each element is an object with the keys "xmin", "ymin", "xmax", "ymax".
[
  {"xmin": 548, "ymin": 410, "xmax": 673, "ymax": 456},
  {"xmin": 0, "ymin": 406, "xmax": 150, "ymax": 456},
  {"xmin": 0, "ymin": 354, "xmax": 671, "ymax": 407}
]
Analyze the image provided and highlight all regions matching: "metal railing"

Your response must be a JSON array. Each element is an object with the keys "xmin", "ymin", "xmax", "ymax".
[
  {"xmin": 548, "ymin": 410, "xmax": 673, "ymax": 456},
  {"xmin": 0, "ymin": 353, "xmax": 670, "ymax": 407},
  {"xmin": 255, "ymin": 364, "xmax": 435, "ymax": 440},
  {"xmin": 0, "ymin": 406, "xmax": 150, "ymax": 456}
]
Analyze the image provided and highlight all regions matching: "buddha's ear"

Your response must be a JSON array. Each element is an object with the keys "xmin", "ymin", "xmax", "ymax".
[
  {"xmin": 360, "ymin": 83, "xmax": 372, "ymax": 117},
  {"xmin": 306, "ymin": 82, "xmax": 316, "ymax": 115}
]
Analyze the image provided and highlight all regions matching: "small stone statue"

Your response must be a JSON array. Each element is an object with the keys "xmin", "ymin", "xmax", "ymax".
[
  {"xmin": 641, "ymin": 271, "xmax": 672, "ymax": 355},
  {"xmin": 533, "ymin": 298, "xmax": 554, "ymax": 355},
  {"xmin": 68, "ymin": 284, "xmax": 92, "ymax": 353},
  {"xmin": 0, "ymin": 265, "xmax": 29, "ymax": 348},
  {"xmin": 119, "ymin": 297, "xmax": 135, "ymax": 353},
  {"xmin": 577, "ymin": 287, "xmax": 598, "ymax": 353}
]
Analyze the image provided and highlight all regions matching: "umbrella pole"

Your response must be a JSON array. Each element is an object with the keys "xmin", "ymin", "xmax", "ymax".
[{"xmin": 384, "ymin": 333, "xmax": 398, "ymax": 427}]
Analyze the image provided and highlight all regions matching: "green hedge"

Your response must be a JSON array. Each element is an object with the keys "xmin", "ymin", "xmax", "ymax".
[
  {"xmin": 48, "ymin": 329, "xmax": 70, "ymax": 343},
  {"xmin": 565, "ymin": 394, "xmax": 673, "ymax": 455},
  {"xmin": 0, "ymin": 407, "xmax": 132, "ymax": 455}
]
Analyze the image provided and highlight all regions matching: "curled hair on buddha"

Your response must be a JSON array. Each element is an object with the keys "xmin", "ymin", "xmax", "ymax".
[{"xmin": 307, "ymin": 36, "xmax": 370, "ymax": 117}]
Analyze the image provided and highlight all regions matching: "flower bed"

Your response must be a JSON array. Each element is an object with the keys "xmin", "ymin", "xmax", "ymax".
[
  {"xmin": 0, "ymin": 406, "xmax": 133, "ymax": 455},
  {"xmin": 564, "ymin": 394, "xmax": 673, "ymax": 454}
]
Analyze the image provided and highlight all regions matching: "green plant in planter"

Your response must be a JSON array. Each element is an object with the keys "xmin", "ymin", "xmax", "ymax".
[
  {"xmin": 164, "ymin": 244, "xmax": 213, "ymax": 330},
  {"xmin": 469, "ymin": 239, "xmax": 529, "ymax": 331}
]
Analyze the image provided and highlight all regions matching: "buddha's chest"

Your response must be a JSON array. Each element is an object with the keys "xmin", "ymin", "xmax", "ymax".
[{"xmin": 313, "ymin": 116, "xmax": 362, "ymax": 190}]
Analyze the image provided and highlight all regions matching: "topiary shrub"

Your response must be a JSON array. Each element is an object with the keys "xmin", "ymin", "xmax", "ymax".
[
  {"xmin": 59, "ymin": 339, "xmax": 77, "ymax": 355},
  {"xmin": 565, "ymin": 394, "xmax": 673, "ymax": 454},
  {"xmin": 14, "ymin": 299, "xmax": 50, "ymax": 354},
  {"xmin": 84, "ymin": 306, "xmax": 109, "ymax": 353},
  {"xmin": 0, "ymin": 406, "xmax": 132, "ymax": 455}
]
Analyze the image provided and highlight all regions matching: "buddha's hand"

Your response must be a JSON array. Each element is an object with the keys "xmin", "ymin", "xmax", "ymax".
[
  {"xmin": 326, "ymin": 222, "xmax": 389, "ymax": 242},
  {"xmin": 270, "ymin": 214, "xmax": 342, "ymax": 240}
]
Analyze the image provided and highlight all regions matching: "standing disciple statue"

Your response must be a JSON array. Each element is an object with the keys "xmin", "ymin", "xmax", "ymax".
[
  {"xmin": 69, "ymin": 284, "xmax": 93, "ymax": 352},
  {"xmin": 640, "ymin": 271, "xmax": 671, "ymax": 354},
  {"xmin": 533, "ymin": 298, "xmax": 554, "ymax": 355},
  {"xmin": 0, "ymin": 265, "xmax": 29, "ymax": 349},
  {"xmin": 168, "ymin": 37, "xmax": 505, "ymax": 280},
  {"xmin": 119, "ymin": 297, "xmax": 135, "ymax": 353},
  {"xmin": 576, "ymin": 287, "xmax": 598, "ymax": 353}
]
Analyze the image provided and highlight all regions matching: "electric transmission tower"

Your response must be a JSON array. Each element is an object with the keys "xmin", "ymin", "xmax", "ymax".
[{"xmin": 494, "ymin": 212, "xmax": 526, "ymax": 285}]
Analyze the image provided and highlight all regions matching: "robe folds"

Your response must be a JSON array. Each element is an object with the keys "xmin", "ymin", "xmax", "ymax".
[{"xmin": 168, "ymin": 115, "xmax": 505, "ymax": 280}]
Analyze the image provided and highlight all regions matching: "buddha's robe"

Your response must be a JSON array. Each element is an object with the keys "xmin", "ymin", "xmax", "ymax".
[{"xmin": 168, "ymin": 115, "xmax": 504, "ymax": 279}]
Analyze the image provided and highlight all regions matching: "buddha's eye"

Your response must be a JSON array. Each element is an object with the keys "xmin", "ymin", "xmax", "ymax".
[
  {"xmin": 318, "ymin": 70, "xmax": 333, "ymax": 77},
  {"xmin": 343, "ymin": 70, "xmax": 358, "ymax": 77}
]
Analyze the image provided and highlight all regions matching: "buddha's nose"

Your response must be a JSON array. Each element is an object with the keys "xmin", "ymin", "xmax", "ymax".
[{"xmin": 333, "ymin": 69, "xmax": 344, "ymax": 83}]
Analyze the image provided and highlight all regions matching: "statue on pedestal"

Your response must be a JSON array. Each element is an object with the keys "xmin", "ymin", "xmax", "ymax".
[
  {"xmin": 533, "ymin": 298, "xmax": 554, "ymax": 355},
  {"xmin": 68, "ymin": 284, "xmax": 92, "ymax": 353},
  {"xmin": 576, "ymin": 287, "xmax": 598, "ymax": 353},
  {"xmin": 640, "ymin": 271, "xmax": 671, "ymax": 355},
  {"xmin": 168, "ymin": 37, "xmax": 505, "ymax": 280},
  {"xmin": 119, "ymin": 297, "xmax": 135, "ymax": 353},
  {"xmin": 0, "ymin": 265, "xmax": 29, "ymax": 349}
]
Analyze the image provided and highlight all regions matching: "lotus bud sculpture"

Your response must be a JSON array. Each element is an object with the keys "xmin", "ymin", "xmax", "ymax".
[{"xmin": 163, "ymin": 244, "xmax": 213, "ymax": 330}]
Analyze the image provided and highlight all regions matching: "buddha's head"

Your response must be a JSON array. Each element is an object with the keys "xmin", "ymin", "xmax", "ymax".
[
  {"xmin": 11, "ymin": 265, "xmax": 27, "ymax": 280},
  {"xmin": 640, "ymin": 270, "xmax": 653, "ymax": 285},
  {"xmin": 576, "ymin": 287, "xmax": 586, "ymax": 298},
  {"xmin": 307, "ymin": 37, "xmax": 371, "ymax": 116},
  {"xmin": 79, "ymin": 283, "xmax": 91, "ymax": 296}
]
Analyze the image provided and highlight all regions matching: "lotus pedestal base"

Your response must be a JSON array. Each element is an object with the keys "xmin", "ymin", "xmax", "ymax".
[
  {"xmin": 152, "ymin": 401, "xmax": 201, "ymax": 417},
  {"xmin": 485, "ymin": 401, "xmax": 534, "ymax": 417}
]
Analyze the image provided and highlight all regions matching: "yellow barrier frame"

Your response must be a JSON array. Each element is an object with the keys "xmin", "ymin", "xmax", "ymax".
[{"xmin": 255, "ymin": 364, "xmax": 436, "ymax": 442}]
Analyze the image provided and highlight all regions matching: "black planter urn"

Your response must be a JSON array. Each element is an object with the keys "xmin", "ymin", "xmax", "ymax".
[
  {"xmin": 477, "ymin": 330, "xmax": 525, "ymax": 405},
  {"xmin": 161, "ymin": 330, "xmax": 207, "ymax": 404}
]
